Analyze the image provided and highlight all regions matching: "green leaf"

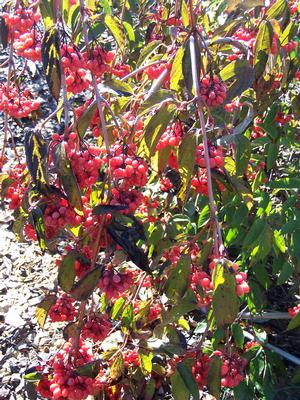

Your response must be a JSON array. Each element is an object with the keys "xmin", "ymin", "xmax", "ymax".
[
  {"xmin": 121, "ymin": 303, "xmax": 134, "ymax": 329},
  {"xmin": 266, "ymin": 0, "xmax": 289, "ymax": 20},
  {"xmin": 76, "ymin": 361, "xmax": 100, "ymax": 378},
  {"xmin": 231, "ymin": 323, "xmax": 244, "ymax": 348},
  {"xmin": 39, "ymin": 0, "xmax": 56, "ymax": 28},
  {"xmin": 220, "ymin": 60, "xmax": 255, "ymax": 101},
  {"xmin": 70, "ymin": 266, "xmax": 102, "ymax": 301},
  {"xmin": 181, "ymin": 1, "xmax": 189, "ymax": 27},
  {"xmin": 102, "ymin": 79, "xmax": 134, "ymax": 96},
  {"xmin": 254, "ymin": 20, "xmax": 273, "ymax": 79},
  {"xmin": 31, "ymin": 207, "xmax": 46, "ymax": 253},
  {"xmin": 140, "ymin": 105, "xmax": 176, "ymax": 156},
  {"xmin": 52, "ymin": 142, "xmax": 83, "ymax": 213},
  {"xmin": 171, "ymin": 369, "xmax": 190, "ymax": 400},
  {"xmin": 143, "ymin": 378, "xmax": 156, "ymax": 400},
  {"xmin": 287, "ymin": 312, "xmax": 300, "ymax": 331},
  {"xmin": 266, "ymin": 178, "xmax": 300, "ymax": 189},
  {"xmin": 207, "ymin": 356, "xmax": 222, "ymax": 399},
  {"xmin": 178, "ymin": 132, "xmax": 197, "ymax": 203},
  {"xmin": 197, "ymin": 204, "xmax": 210, "ymax": 228},
  {"xmin": 41, "ymin": 26, "xmax": 61, "ymax": 101},
  {"xmin": 104, "ymin": 15, "xmax": 126, "ymax": 54},
  {"xmin": 75, "ymin": 101, "xmax": 97, "ymax": 139},
  {"xmin": 170, "ymin": 47, "xmax": 184, "ymax": 92},
  {"xmin": 123, "ymin": 21, "xmax": 135, "ymax": 43},
  {"xmin": 110, "ymin": 352, "xmax": 124, "ymax": 380},
  {"xmin": 243, "ymin": 219, "xmax": 267, "ymax": 248},
  {"xmin": 58, "ymin": 250, "xmax": 77, "ymax": 292},
  {"xmin": 212, "ymin": 262, "xmax": 239, "ymax": 328},
  {"xmin": 182, "ymin": 40, "xmax": 193, "ymax": 96},
  {"xmin": 266, "ymin": 142, "xmax": 279, "ymax": 170},
  {"xmin": 177, "ymin": 361, "xmax": 199, "ymax": 400},
  {"xmin": 24, "ymin": 130, "xmax": 49, "ymax": 193},
  {"xmin": 138, "ymin": 350, "xmax": 153, "ymax": 375},
  {"xmin": 111, "ymin": 297, "xmax": 126, "ymax": 320},
  {"xmin": 165, "ymin": 255, "xmax": 191, "ymax": 303},
  {"xmin": 277, "ymin": 261, "xmax": 293, "ymax": 285},
  {"xmin": 138, "ymin": 90, "xmax": 174, "ymax": 116},
  {"xmin": 24, "ymin": 371, "xmax": 43, "ymax": 382},
  {"xmin": 236, "ymin": 135, "xmax": 251, "ymax": 176},
  {"xmin": 162, "ymin": 288, "xmax": 198, "ymax": 324},
  {"xmin": 35, "ymin": 295, "xmax": 57, "ymax": 328},
  {"xmin": 137, "ymin": 40, "xmax": 162, "ymax": 66}
]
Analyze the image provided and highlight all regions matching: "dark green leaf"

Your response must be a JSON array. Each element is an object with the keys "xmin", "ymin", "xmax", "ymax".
[
  {"xmin": 24, "ymin": 130, "xmax": 49, "ymax": 194},
  {"xmin": 76, "ymin": 361, "xmax": 100, "ymax": 378},
  {"xmin": 212, "ymin": 262, "xmax": 239, "ymax": 327},
  {"xmin": 75, "ymin": 101, "xmax": 97, "ymax": 139},
  {"xmin": 287, "ymin": 312, "xmax": 300, "ymax": 331},
  {"xmin": 52, "ymin": 142, "xmax": 83, "ymax": 212},
  {"xmin": 39, "ymin": 0, "xmax": 56, "ymax": 28},
  {"xmin": 0, "ymin": 16, "xmax": 9, "ymax": 48},
  {"xmin": 207, "ymin": 356, "xmax": 222, "ymax": 399},
  {"xmin": 277, "ymin": 261, "xmax": 294, "ymax": 285},
  {"xmin": 165, "ymin": 255, "xmax": 191, "ymax": 303},
  {"xmin": 177, "ymin": 361, "xmax": 199, "ymax": 400},
  {"xmin": 254, "ymin": 21, "xmax": 273, "ymax": 78},
  {"xmin": 171, "ymin": 369, "xmax": 190, "ymax": 400},
  {"xmin": 220, "ymin": 60, "xmax": 255, "ymax": 101},
  {"xmin": 93, "ymin": 204, "xmax": 128, "ymax": 215},
  {"xmin": 236, "ymin": 135, "xmax": 251, "ymax": 176},
  {"xmin": 266, "ymin": 143, "xmax": 279, "ymax": 170},
  {"xmin": 102, "ymin": 79, "xmax": 133, "ymax": 96},
  {"xmin": 31, "ymin": 207, "xmax": 46, "ymax": 253},
  {"xmin": 58, "ymin": 250, "xmax": 77, "ymax": 292},
  {"xmin": 266, "ymin": 178, "xmax": 300, "ymax": 189},
  {"xmin": 41, "ymin": 26, "xmax": 61, "ymax": 101},
  {"xmin": 70, "ymin": 266, "xmax": 102, "ymax": 301},
  {"xmin": 231, "ymin": 323, "xmax": 244, "ymax": 348}
]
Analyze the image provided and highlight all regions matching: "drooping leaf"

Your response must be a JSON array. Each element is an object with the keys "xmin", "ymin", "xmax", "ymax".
[
  {"xmin": 63, "ymin": 321, "xmax": 78, "ymax": 340},
  {"xmin": 35, "ymin": 295, "xmax": 57, "ymax": 328},
  {"xmin": 30, "ymin": 207, "xmax": 46, "ymax": 253},
  {"xmin": 58, "ymin": 250, "xmax": 78, "ymax": 292},
  {"xmin": 70, "ymin": 266, "xmax": 102, "ymax": 301},
  {"xmin": 254, "ymin": 20, "xmax": 273, "ymax": 79},
  {"xmin": 287, "ymin": 312, "xmax": 300, "ymax": 331},
  {"xmin": 207, "ymin": 355, "xmax": 222, "ymax": 399},
  {"xmin": 140, "ymin": 105, "xmax": 176, "ymax": 157},
  {"xmin": 266, "ymin": 0, "xmax": 289, "ymax": 20},
  {"xmin": 235, "ymin": 135, "xmax": 251, "ymax": 176},
  {"xmin": 137, "ymin": 40, "xmax": 162, "ymax": 66},
  {"xmin": 138, "ymin": 349, "xmax": 153, "ymax": 375},
  {"xmin": 0, "ymin": 16, "xmax": 9, "ymax": 48},
  {"xmin": 110, "ymin": 352, "xmax": 124, "ymax": 380},
  {"xmin": 212, "ymin": 262, "xmax": 239, "ymax": 328},
  {"xmin": 102, "ymin": 79, "xmax": 134, "ymax": 96},
  {"xmin": 121, "ymin": 303, "xmax": 134, "ymax": 329},
  {"xmin": 231, "ymin": 323, "xmax": 244, "ymax": 348},
  {"xmin": 181, "ymin": 1, "xmax": 189, "ymax": 27},
  {"xmin": 171, "ymin": 369, "xmax": 190, "ymax": 400},
  {"xmin": 24, "ymin": 130, "xmax": 49, "ymax": 193},
  {"xmin": 176, "ymin": 361, "xmax": 200, "ymax": 400},
  {"xmin": 41, "ymin": 26, "xmax": 61, "ymax": 101},
  {"xmin": 76, "ymin": 361, "xmax": 100, "ymax": 378},
  {"xmin": 39, "ymin": 0, "xmax": 56, "ymax": 28},
  {"xmin": 104, "ymin": 15, "xmax": 126, "ymax": 54},
  {"xmin": 165, "ymin": 255, "xmax": 191, "ymax": 303},
  {"xmin": 170, "ymin": 47, "xmax": 184, "ymax": 92},
  {"xmin": 138, "ymin": 90, "xmax": 174, "ymax": 116},
  {"xmin": 220, "ymin": 60, "xmax": 255, "ymax": 101},
  {"xmin": 178, "ymin": 132, "xmax": 197, "ymax": 203},
  {"xmin": 75, "ymin": 101, "xmax": 97, "ymax": 139},
  {"xmin": 162, "ymin": 288, "xmax": 198, "ymax": 325},
  {"xmin": 52, "ymin": 142, "xmax": 83, "ymax": 213},
  {"xmin": 182, "ymin": 40, "xmax": 193, "ymax": 96},
  {"xmin": 266, "ymin": 142, "xmax": 279, "ymax": 170},
  {"xmin": 111, "ymin": 297, "xmax": 126, "ymax": 320}
]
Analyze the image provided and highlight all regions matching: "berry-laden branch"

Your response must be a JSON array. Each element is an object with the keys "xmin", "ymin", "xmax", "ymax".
[{"xmin": 189, "ymin": 33, "xmax": 224, "ymax": 256}]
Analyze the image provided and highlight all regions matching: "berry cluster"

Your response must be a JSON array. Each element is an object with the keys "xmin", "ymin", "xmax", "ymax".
[
  {"xmin": 0, "ymin": 84, "xmax": 40, "ymax": 118},
  {"xmin": 159, "ymin": 176, "xmax": 174, "ymax": 192},
  {"xmin": 145, "ymin": 63, "xmax": 171, "ymax": 81},
  {"xmin": 195, "ymin": 143, "xmax": 224, "ymax": 169},
  {"xmin": 213, "ymin": 350, "xmax": 246, "ymax": 388},
  {"xmin": 98, "ymin": 268, "xmax": 134, "ymax": 299},
  {"xmin": 288, "ymin": 305, "xmax": 300, "ymax": 317},
  {"xmin": 251, "ymin": 118, "xmax": 264, "ymax": 139},
  {"xmin": 83, "ymin": 46, "xmax": 114, "ymax": 77},
  {"xmin": 191, "ymin": 168, "xmax": 225, "ymax": 196},
  {"xmin": 69, "ymin": 149, "xmax": 102, "ymax": 189},
  {"xmin": 82, "ymin": 313, "xmax": 112, "ymax": 342},
  {"xmin": 47, "ymin": 340, "xmax": 94, "ymax": 400},
  {"xmin": 156, "ymin": 121, "xmax": 183, "ymax": 150},
  {"xmin": 111, "ymin": 187, "xmax": 144, "ymax": 213},
  {"xmin": 3, "ymin": 163, "xmax": 27, "ymax": 209},
  {"xmin": 48, "ymin": 294, "xmax": 76, "ymax": 322},
  {"xmin": 200, "ymin": 75, "xmax": 227, "ymax": 107},
  {"xmin": 275, "ymin": 112, "xmax": 292, "ymax": 125},
  {"xmin": 245, "ymin": 159, "xmax": 266, "ymax": 182},
  {"xmin": 112, "ymin": 63, "xmax": 131, "ymax": 78},
  {"xmin": 108, "ymin": 145, "xmax": 148, "ymax": 188},
  {"xmin": 282, "ymin": 40, "xmax": 297, "ymax": 52},
  {"xmin": 14, "ymin": 30, "xmax": 42, "ymax": 61},
  {"xmin": 190, "ymin": 269, "xmax": 212, "ymax": 308},
  {"xmin": 123, "ymin": 349, "xmax": 140, "ymax": 368},
  {"xmin": 192, "ymin": 353, "xmax": 210, "ymax": 388}
]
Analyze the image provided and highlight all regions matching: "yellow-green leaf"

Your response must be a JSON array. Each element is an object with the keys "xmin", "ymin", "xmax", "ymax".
[
  {"xmin": 35, "ymin": 295, "xmax": 57, "ymax": 328},
  {"xmin": 170, "ymin": 47, "xmax": 184, "ymax": 92},
  {"xmin": 181, "ymin": 0, "xmax": 189, "ymax": 27},
  {"xmin": 104, "ymin": 15, "xmax": 126, "ymax": 54},
  {"xmin": 254, "ymin": 20, "xmax": 273, "ymax": 78},
  {"xmin": 110, "ymin": 353, "xmax": 124, "ymax": 380},
  {"xmin": 178, "ymin": 132, "xmax": 197, "ymax": 203}
]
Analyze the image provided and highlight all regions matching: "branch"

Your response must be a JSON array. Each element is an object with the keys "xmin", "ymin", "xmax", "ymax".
[{"xmin": 189, "ymin": 34, "xmax": 223, "ymax": 256}]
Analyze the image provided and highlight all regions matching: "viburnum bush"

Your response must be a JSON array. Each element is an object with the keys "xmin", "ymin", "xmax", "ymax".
[{"xmin": 0, "ymin": 0, "xmax": 300, "ymax": 399}]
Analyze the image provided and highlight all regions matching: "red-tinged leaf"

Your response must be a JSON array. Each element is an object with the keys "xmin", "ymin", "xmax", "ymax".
[
  {"xmin": 35, "ymin": 295, "xmax": 57, "ymax": 328},
  {"xmin": 69, "ymin": 266, "xmax": 102, "ymax": 301}
]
